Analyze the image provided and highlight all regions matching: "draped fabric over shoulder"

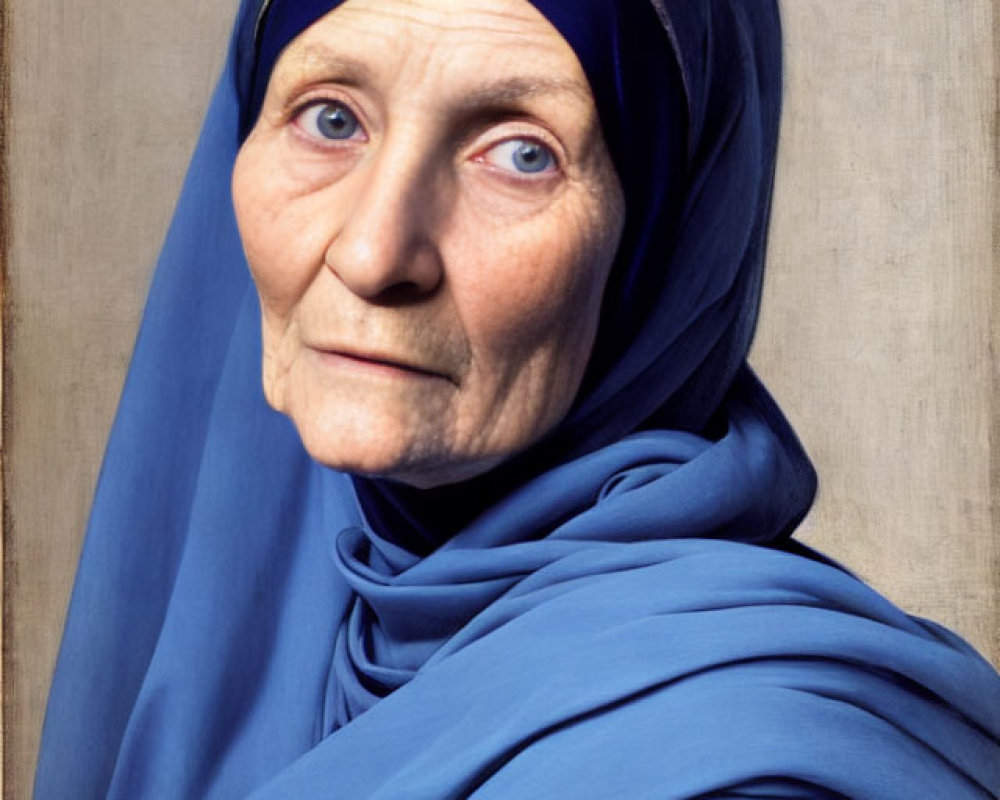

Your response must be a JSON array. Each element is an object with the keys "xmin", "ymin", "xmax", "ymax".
[{"xmin": 36, "ymin": 1, "xmax": 1000, "ymax": 798}]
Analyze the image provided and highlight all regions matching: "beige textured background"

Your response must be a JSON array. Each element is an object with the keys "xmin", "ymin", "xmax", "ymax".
[{"xmin": 4, "ymin": 0, "xmax": 997, "ymax": 797}]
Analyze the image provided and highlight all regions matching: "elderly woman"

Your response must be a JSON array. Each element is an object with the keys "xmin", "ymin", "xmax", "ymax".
[{"xmin": 36, "ymin": 0, "xmax": 1000, "ymax": 797}]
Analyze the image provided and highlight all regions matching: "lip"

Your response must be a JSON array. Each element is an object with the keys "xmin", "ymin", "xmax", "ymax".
[{"xmin": 308, "ymin": 345, "xmax": 455, "ymax": 384}]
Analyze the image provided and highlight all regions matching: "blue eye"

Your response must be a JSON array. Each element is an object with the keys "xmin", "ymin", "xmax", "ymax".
[
  {"xmin": 300, "ymin": 102, "xmax": 363, "ymax": 141},
  {"xmin": 484, "ymin": 139, "xmax": 557, "ymax": 175}
]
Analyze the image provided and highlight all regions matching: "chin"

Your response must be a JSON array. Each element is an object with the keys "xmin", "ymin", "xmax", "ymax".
[
  {"xmin": 292, "ymin": 410, "xmax": 413, "ymax": 474},
  {"xmin": 265, "ymin": 361, "xmax": 441, "ymax": 481},
  {"xmin": 288, "ymin": 407, "xmax": 508, "ymax": 489},
  {"xmin": 265, "ymin": 365, "xmax": 535, "ymax": 489}
]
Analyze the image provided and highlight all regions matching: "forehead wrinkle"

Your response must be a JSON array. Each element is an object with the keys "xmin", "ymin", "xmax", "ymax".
[
  {"xmin": 279, "ymin": 22, "xmax": 592, "ymax": 115},
  {"xmin": 326, "ymin": 0, "xmax": 562, "ymax": 38},
  {"xmin": 301, "ymin": 0, "xmax": 586, "ymax": 73}
]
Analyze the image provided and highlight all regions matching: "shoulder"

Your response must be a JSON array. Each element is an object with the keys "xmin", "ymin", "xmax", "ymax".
[{"xmin": 435, "ymin": 540, "xmax": 1000, "ymax": 798}]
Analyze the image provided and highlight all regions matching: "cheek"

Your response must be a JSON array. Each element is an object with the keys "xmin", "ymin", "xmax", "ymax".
[
  {"xmin": 233, "ymin": 147, "xmax": 324, "ymax": 321},
  {"xmin": 456, "ymin": 213, "xmax": 614, "ymax": 375}
]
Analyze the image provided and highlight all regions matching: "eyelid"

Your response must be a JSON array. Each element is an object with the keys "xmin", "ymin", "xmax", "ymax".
[
  {"xmin": 286, "ymin": 90, "xmax": 371, "ymax": 145},
  {"xmin": 474, "ymin": 138, "xmax": 560, "ymax": 181},
  {"xmin": 468, "ymin": 122, "xmax": 566, "ymax": 172}
]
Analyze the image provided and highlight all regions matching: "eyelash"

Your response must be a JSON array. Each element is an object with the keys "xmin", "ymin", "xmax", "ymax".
[
  {"xmin": 472, "ymin": 137, "xmax": 560, "ymax": 179},
  {"xmin": 292, "ymin": 98, "xmax": 368, "ymax": 144},
  {"xmin": 289, "ymin": 96, "xmax": 563, "ymax": 178}
]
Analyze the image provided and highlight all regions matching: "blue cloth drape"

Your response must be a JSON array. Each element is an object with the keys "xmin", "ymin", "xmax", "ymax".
[{"xmin": 35, "ymin": 0, "xmax": 1000, "ymax": 797}]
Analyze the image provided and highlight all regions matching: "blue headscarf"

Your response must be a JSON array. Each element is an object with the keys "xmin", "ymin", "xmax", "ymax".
[{"xmin": 36, "ymin": 1, "xmax": 1000, "ymax": 797}]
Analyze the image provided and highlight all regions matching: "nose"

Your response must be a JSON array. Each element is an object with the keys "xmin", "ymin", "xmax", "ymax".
[{"xmin": 323, "ymin": 143, "xmax": 445, "ymax": 302}]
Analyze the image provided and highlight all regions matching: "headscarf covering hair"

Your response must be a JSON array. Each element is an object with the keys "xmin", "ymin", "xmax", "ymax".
[{"xmin": 35, "ymin": 1, "xmax": 1000, "ymax": 797}]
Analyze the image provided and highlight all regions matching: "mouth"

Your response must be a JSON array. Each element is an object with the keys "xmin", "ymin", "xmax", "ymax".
[{"xmin": 309, "ymin": 346, "xmax": 456, "ymax": 385}]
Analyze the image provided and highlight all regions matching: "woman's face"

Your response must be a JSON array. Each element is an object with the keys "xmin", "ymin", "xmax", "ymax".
[{"xmin": 232, "ymin": 0, "xmax": 625, "ymax": 488}]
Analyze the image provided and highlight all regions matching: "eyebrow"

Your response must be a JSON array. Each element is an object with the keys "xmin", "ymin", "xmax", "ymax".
[
  {"xmin": 293, "ymin": 48, "xmax": 376, "ymax": 87},
  {"xmin": 290, "ymin": 47, "xmax": 591, "ymax": 109},
  {"xmin": 454, "ymin": 75, "xmax": 591, "ymax": 111}
]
